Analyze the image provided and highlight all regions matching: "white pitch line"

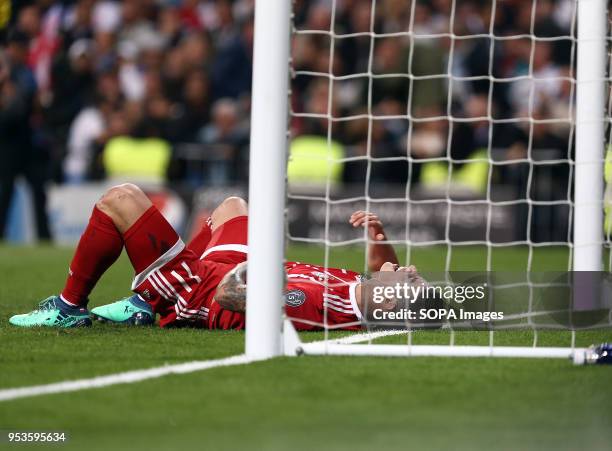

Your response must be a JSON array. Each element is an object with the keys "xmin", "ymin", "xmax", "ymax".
[
  {"xmin": 0, "ymin": 354, "xmax": 252, "ymax": 403},
  {"xmin": 0, "ymin": 329, "xmax": 409, "ymax": 403},
  {"xmin": 323, "ymin": 329, "xmax": 409, "ymax": 345}
]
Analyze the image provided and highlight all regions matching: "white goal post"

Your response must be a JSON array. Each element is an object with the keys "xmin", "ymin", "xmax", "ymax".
[
  {"xmin": 245, "ymin": 0, "xmax": 291, "ymax": 360},
  {"xmin": 574, "ymin": 0, "xmax": 606, "ymax": 271},
  {"xmin": 246, "ymin": 0, "xmax": 609, "ymax": 362}
]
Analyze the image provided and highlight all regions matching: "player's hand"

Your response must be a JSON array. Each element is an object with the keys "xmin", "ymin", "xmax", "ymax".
[
  {"xmin": 380, "ymin": 262, "xmax": 416, "ymax": 274},
  {"xmin": 395, "ymin": 264, "xmax": 416, "ymax": 273},
  {"xmin": 349, "ymin": 211, "xmax": 385, "ymax": 241},
  {"xmin": 397, "ymin": 264, "xmax": 427, "ymax": 286},
  {"xmin": 380, "ymin": 262, "xmax": 398, "ymax": 271}
]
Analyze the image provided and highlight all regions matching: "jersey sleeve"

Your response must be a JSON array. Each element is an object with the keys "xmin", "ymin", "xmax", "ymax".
[
  {"xmin": 284, "ymin": 280, "xmax": 362, "ymax": 331},
  {"xmin": 284, "ymin": 281, "xmax": 324, "ymax": 331}
]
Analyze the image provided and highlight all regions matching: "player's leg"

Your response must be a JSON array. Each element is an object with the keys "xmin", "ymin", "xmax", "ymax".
[
  {"xmin": 58, "ymin": 183, "xmax": 152, "ymax": 309},
  {"xmin": 186, "ymin": 197, "xmax": 247, "ymax": 256},
  {"xmin": 189, "ymin": 196, "xmax": 248, "ymax": 260},
  {"xmin": 210, "ymin": 196, "xmax": 248, "ymax": 231},
  {"xmin": 91, "ymin": 183, "xmax": 205, "ymax": 325},
  {"xmin": 187, "ymin": 216, "xmax": 213, "ymax": 258},
  {"xmin": 87, "ymin": 184, "xmax": 176, "ymax": 325},
  {"xmin": 93, "ymin": 195, "xmax": 249, "ymax": 328},
  {"xmin": 9, "ymin": 184, "xmax": 170, "ymax": 327},
  {"xmin": 203, "ymin": 196, "xmax": 248, "ymax": 257},
  {"xmin": 95, "ymin": 183, "xmax": 153, "ymax": 233},
  {"xmin": 94, "ymin": 187, "xmax": 210, "ymax": 327},
  {"xmin": 196, "ymin": 196, "xmax": 249, "ymax": 330}
]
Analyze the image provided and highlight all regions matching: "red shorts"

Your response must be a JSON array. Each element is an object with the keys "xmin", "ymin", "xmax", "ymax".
[
  {"xmin": 195, "ymin": 216, "xmax": 248, "ymax": 329},
  {"xmin": 131, "ymin": 215, "xmax": 248, "ymax": 327},
  {"xmin": 191, "ymin": 215, "xmax": 248, "ymax": 265}
]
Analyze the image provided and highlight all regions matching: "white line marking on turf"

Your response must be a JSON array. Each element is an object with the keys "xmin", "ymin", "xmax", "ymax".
[
  {"xmin": 0, "ymin": 354, "xmax": 252, "ymax": 402},
  {"xmin": 0, "ymin": 329, "xmax": 408, "ymax": 403},
  {"xmin": 323, "ymin": 329, "xmax": 408, "ymax": 345}
]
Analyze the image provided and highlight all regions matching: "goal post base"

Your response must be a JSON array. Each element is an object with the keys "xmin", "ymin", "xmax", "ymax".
[
  {"xmin": 282, "ymin": 320, "xmax": 588, "ymax": 363},
  {"xmin": 299, "ymin": 343, "xmax": 585, "ymax": 361},
  {"xmin": 282, "ymin": 319, "xmax": 303, "ymax": 357}
]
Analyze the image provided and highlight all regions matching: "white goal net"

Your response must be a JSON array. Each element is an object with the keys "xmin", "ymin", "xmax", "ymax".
[{"xmin": 246, "ymin": 0, "xmax": 612, "ymax": 361}]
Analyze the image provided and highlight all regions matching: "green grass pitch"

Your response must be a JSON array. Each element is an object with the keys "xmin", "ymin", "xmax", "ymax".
[{"xmin": 0, "ymin": 244, "xmax": 610, "ymax": 450}]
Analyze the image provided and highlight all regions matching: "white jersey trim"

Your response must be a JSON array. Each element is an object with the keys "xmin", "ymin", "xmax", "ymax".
[
  {"xmin": 132, "ymin": 238, "xmax": 186, "ymax": 290},
  {"xmin": 348, "ymin": 282, "xmax": 362, "ymax": 320},
  {"xmin": 200, "ymin": 244, "xmax": 248, "ymax": 260},
  {"xmin": 323, "ymin": 301, "xmax": 355, "ymax": 315}
]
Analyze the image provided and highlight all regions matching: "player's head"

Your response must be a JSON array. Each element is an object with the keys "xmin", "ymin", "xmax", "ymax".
[
  {"xmin": 359, "ymin": 263, "xmax": 441, "ymax": 328},
  {"xmin": 359, "ymin": 263, "xmax": 420, "ymax": 319}
]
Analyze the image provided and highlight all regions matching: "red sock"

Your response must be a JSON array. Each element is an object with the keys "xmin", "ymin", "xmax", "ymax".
[
  {"xmin": 187, "ymin": 217, "xmax": 213, "ymax": 258},
  {"xmin": 123, "ymin": 206, "xmax": 180, "ymax": 274},
  {"xmin": 61, "ymin": 206, "xmax": 123, "ymax": 306}
]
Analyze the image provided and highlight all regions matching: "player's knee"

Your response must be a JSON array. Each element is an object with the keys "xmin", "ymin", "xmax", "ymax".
[
  {"xmin": 221, "ymin": 196, "xmax": 247, "ymax": 212},
  {"xmin": 97, "ymin": 184, "xmax": 140, "ymax": 214},
  {"xmin": 118, "ymin": 183, "xmax": 144, "ymax": 196},
  {"xmin": 211, "ymin": 196, "xmax": 248, "ymax": 228}
]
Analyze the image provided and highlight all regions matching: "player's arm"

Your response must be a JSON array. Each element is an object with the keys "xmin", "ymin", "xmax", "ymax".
[
  {"xmin": 214, "ymin": 262, "xmax": 247, "ymax": 312},
  {"xmin": 349, "ymin": 211, "xmax": 399, "ymax": 272}
]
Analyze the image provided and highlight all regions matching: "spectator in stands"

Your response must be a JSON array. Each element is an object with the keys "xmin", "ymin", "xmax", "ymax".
[
  {"xmin": 198, "ymin": 98, "xmax": 248, "ymax": 185},
  {"xmin": 63, "ymin": 70, "xmax": 122, "ymax": 182},
  {"xmin": 209, "ymin": 1, "xmax": 252, "ymax": 100},
  {"xmin": 16, "ymin": 3, "xmax": 58, "ymax": 97},
  {"xmin": 44, "ymin": 38, "xmax": 96, "ymax": 179},
  {"xmin": 0, "ymin": 0, "xmax": 575, "ymax": 199},
  {"xmin": 173, "ymin": 69, "xmax": 211, "ymax": 142},
  {"xmin": 63, "ymin": 96, "xmax": 107, "ymax": 184},
  {"xmin": 0, "ymin": 33, "xmax": 51, "ymax": 241}
]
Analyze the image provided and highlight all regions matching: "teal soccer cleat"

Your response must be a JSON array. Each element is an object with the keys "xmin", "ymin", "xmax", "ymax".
[
  {"xmin": 9, "ymin": 296, "xmax": 92, "ymax": 328},
  {"xmin": 91, "ymin": 295, "xmax": 154, "ymax": 326}
]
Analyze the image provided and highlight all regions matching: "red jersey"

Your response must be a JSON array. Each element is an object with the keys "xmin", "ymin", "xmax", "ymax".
[
  {"xmin": 205, "ymin": 261, "xmax": 364, "ymax": 331},
  {"xmin": 202, "ymin": 262, "xmax": 363, "ymax": 331},
  {"xmin": 283, "ymin": 262, "xmax": 363, "ymax": 330},
  {"xmin": 134, "ymin": 216, "xmax": 249, "ymax": 329},
  {"xmin": 132, "ymin": 215, "xmax": 363, "ymax": 331},
  {"xmin": 137, "ymin": 252, "xmax": 243, "ymax": 328},
  {"xmin": 142, "ymin": 258, "xmax": 364, "ymax": 331}
]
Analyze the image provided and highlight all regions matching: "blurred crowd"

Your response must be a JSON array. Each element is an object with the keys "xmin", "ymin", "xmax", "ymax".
[
  {"xmin": 0, "ymin": 0, "xmax": 577, "ymax": 241},
  {"xmin": 292, "ymin": 0, "xmax": 575, "ymax": 191}
]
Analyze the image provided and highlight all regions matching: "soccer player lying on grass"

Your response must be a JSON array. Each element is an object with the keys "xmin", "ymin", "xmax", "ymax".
[{"xmin": 9, "ymin": 183, "xmax": 419, "ymax": 330}]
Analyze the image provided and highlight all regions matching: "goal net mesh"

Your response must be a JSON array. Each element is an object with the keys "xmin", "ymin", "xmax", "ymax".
[{"xmin": 284, "ymin": 0, "xmax": 612, "ymax": 350}]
